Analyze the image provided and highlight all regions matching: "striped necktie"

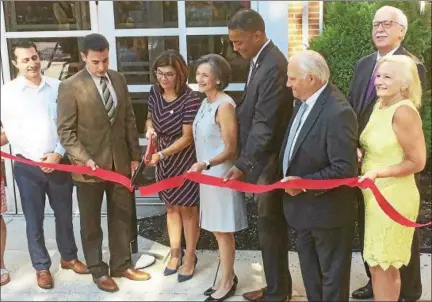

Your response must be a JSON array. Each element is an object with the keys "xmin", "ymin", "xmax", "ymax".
[{"xmin": 100, "ymin": 76, "xmax": 115, "ymax": 124}]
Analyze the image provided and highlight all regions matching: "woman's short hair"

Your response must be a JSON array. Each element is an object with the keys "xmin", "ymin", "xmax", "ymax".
[
  {"xmin": 195, "ymin": 54, "xmax": 231, "ymax": 91},
  {"xmin": 377, "ymin": 55, "xmax": 422, "ymax": 108},
  {"xmin": 152, "ymin": 50, "xmax": 189, "ymax": 96}
]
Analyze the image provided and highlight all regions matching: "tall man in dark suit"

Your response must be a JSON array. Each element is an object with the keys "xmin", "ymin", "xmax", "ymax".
[
  {"xmin": 348, "ymin": 6, "xmax": 426, "ymax": 301},
  {"xmin": 225, "ymin": 9, "xmax": 294, "ymax": 302},
  {"xmin": 57, "ymin": 34, "xmax": 150, "ymax": 293},
  {"xmin": 281, "ymin": 50, "xmax": 358, "ymax": 301}
]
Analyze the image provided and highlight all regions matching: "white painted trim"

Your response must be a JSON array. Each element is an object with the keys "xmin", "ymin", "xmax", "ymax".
[
  {"xmin": 302, "ymin": 1, "xmax": 309, "ymax": 49},
  {"xmin": 188, "ymin": 83, "xmax": 245, "ymax": 92},
  {"xmin": 114, "ymin": 28, "xmax": 180, "ymax": 37},
  {"xmin": 3, "ymin": 30, "xmax": 92, "ymax": 38},
  {"xmin": 186, "ymin": 27, "xmax": 227, "ymax": 36},
  {"xmin": 319, "ymin": 1, "xmax": 324, "ymax": 35},
  {"xmin": 1, "ymin": 4, "xmax": 12, "ymax": 83},
  {"xmin": 97, "ymin": 0, "xmax": 117, "ymax": 71},
  {"xmin": 128, "ymin": 85, "xmax": 153, "ymax": 93},
  {"xmin": 89, "ymin": 1, "xmax": 99, "ymax": 33},
  {"xmin": 178, "ymin": 1, "xmax": 188, "ymax": 66}
]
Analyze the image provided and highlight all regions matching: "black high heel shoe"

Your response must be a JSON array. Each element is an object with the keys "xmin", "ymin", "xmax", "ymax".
[
  {"xmin": 203, "ymin": 275, "xmax": 238, "ymax": 296},
  {"xmin": 177, "ymin": 254, "xmax": 198, "ymax": 283},
  {"xmin": 205, "ymin": 275, "xmax": 238, "ymax": 301},
  {"xmin": 163, "ymin": 249, "xmax": 184, "ymax": 276}
]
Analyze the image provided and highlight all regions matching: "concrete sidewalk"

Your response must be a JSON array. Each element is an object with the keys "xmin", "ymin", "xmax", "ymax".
[{"xmin": 1, "ymin": 216, "xmax": 430, "ymax": 301}]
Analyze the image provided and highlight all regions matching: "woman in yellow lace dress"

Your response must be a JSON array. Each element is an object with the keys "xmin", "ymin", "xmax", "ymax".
[{"xmin": 359, "ymin": 55, "xmax": 426, "ymax": 301}]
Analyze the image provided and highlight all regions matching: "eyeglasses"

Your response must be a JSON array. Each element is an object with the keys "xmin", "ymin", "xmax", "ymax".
[
  {"xmin": 372, "ymin": 20, "xmax": 403, "ymax": 29},
  {"xmin": 154, "ymin": 70, "xmax": 176, "ymax": 80}
]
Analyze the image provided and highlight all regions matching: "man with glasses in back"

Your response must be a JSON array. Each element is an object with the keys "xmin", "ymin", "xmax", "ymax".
[{"xmin": 347, "ymin": 6, "xmax": 426, "ymax": 301}]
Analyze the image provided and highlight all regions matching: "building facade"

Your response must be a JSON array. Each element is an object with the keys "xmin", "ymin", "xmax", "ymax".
[{"xmin": 1, "ymin": 1, "xmax": 322, "ymax": 216}]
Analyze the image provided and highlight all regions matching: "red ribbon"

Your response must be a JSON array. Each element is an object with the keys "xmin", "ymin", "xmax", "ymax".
[{"xmin": 1, "ymin": 151, "xmax": 430, "ymax": 228}]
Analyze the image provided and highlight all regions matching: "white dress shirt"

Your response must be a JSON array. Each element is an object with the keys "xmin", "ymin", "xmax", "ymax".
[
  {"xmin": 0, "ymin": 75, "xmax": 64, "ymax": 162},
  {"xmin": 288, "ymin": 83, "xmax": 328, "ymax": 160},
  {"xmin": 376, "ymin": 45, "xmax": 400, "ymax": 61},
  {"xmin": 86, "ymin": 67, "xmax": 118, "ymax": 107}
]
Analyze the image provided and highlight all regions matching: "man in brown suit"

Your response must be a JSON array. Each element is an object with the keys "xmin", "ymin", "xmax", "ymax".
[{"xmin": 57, "ymin": 33, "xmax": 150, "ymax": 293}]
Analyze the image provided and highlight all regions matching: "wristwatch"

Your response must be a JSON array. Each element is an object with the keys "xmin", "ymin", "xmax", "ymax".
[
  {"xmin": 158, "ymin": 151, "xmax": 165, "ymax": 160},
  {"xmin": 203, "ymin": 160, "xmax": 211, "ymax": 170}
]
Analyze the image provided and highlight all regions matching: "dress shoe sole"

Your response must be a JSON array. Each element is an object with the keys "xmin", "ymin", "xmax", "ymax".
[
  {"xmin": 61, "ymin": 265, "xmax": 90, "ymax": 275},
  {"xmin": 38, "ymin": 283, "xmax": 53, "ymax": 290},
  {"xmin": 110, "ymin": 273, "xmax": 151, "ymax": 281},
  {"xmin": 95, "ymin": 283, "xmax": 119, "ymax": 293}
]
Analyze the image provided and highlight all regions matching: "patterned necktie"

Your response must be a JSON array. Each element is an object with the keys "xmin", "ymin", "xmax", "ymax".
[
  {"xmin": 100, "ymin": 76, "xmax": 115, "ymax": 124},
  {"xmin": 283, "ymin": 102, "xmax": 308, "ymax": 175}
]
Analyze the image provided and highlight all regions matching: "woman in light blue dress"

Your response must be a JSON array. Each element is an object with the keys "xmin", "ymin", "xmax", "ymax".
[{"xmin": 190, "ymin": 54, "xmax": 247, "ymax": 301}]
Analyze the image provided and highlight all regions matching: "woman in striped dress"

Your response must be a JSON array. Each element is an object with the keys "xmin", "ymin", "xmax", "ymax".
[{"xmin": 146, "ymin": 50, "xmax": 201, "ymax": 282}]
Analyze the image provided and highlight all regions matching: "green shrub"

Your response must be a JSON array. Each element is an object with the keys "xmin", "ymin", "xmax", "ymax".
[{"xmin": 309, "ymin": 1, "xmax": 431, "ymax": 157}]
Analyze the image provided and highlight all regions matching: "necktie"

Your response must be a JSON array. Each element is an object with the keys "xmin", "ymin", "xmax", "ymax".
[
  {"xmin": 247, "ymin": 61, "xmax": 256, "ymax": 85},
  {"xmin": 100, "ymin": 76, "xmax": 115, "ymax": 124},
  {"xmin": 364, "ymin": 66, "xmax": 378, "ymax": 106},
  {"xmin": 283, "ymin": 102, "xmax": 308, "ymax": 175}
]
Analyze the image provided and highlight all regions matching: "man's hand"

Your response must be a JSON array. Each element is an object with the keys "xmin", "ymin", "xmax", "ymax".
[
  {"xmin": 281, "ymin": 176, "xmax": 305, "ymax": 196},
  {"xmin": 40, "ymin": 152, "xmax": 62, "ymax": 173},
  {"xmin": 86, "ymin": 159, "xmax": 98, "ymax": 171},
  {"xmin": 188, "ymin": 162, "xmax": 206, "ymax": 174},
  {"xmin": 223, "ymin": 166, "xmax": 244, "ymax": 182},
  {"xmin": 131, "ymin": 160, "xmax": 139, "ymax": 175}
]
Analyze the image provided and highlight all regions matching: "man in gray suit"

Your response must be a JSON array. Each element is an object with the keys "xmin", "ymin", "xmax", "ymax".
[
  {"xmin": 57, "ymin": 34, "xmax": 150, "ymax": 293},
  {"xmin": 225, "ymin": 9, "xmax": 294, "ymax": 302},
  {"xmin": 281, "ymin": 50, "xmax": 358, "ymax": 301}
]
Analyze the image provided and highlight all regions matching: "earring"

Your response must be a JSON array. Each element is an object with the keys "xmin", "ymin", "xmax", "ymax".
[{"xmin": 216, "ymin": 81, "xmax": 220, "ymax": 85}]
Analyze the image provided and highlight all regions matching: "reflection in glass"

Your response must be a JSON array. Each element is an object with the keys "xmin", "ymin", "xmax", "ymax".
[
  {"xmin": 116, "ymin": 37, "xmax": 179, "ymax": 85},
  {"xmin": 3, "ymin": 1, "xmax": 90, "ymax": 32},
  {"xmin": 186, "ymin": 1, "xmax": 250, "ymax": 27},
  {"xmin": 114, "ymin": 1, "xmax": 178, "ymax": 29},
  {"xmin": 130, "ymin": 93, "xmax": 150, "ymax": 135},
  {"xmin": 187, "ymin": 35, "xmax": 248, "ymax": 83},
  {"xmin": 7, "ymin": 38, "xmax": 83, "ymax": 80}
]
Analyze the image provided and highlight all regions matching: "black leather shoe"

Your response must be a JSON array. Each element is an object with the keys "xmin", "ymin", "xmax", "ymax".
[
  {"xmin": 352, "ymin": 280, "xmax": 373, "ymax": 299},
  {"xmin": 204, "ymin": 275, "xmax": 238, "ymax": 296},
  {"xmin": 205, "ymin": 275, "xmax": 238, "ymax": 301}
]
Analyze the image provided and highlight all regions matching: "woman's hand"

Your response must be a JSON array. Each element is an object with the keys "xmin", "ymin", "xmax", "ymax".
[
  {"xmin": 146, "ymin": 127, "xmax": 157, "ymax": 140},
  {"xmin": 188, "ymin": 162, "xmax": 206, "ymax": 174},
  {"xmin": 359, "ymin": 169, "xmax": 381, "ymax": 183},
  {"xmin": 150, "ymin": 152, "xmax": 161, "ymax": 166}
]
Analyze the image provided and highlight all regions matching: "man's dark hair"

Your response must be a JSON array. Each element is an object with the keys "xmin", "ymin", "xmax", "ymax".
[
  {"xmin": 80, "ymin": 33, "xmax": 109, "ymax": 55},
  {"xmin": 228, "ymin": 9, "xmax": 265, "ymax": 33},
  {"xmin": 11, "ymin": 40, "xmax": 38, "ymax": 61}
]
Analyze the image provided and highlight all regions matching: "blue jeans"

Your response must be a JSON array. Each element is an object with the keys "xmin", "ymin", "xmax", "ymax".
[{"xmin": 14, "ymin": 161, "xmax": 78, "ymax": 271}]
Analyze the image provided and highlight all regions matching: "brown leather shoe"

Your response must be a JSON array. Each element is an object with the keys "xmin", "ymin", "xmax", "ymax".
[
  {"xmin": 36, "ymin": 270, "xmax": 53, "ymax": 289},
  {"xmin": 60, "ymin": 259, "xmax": 90, "ymax": 274},
  {"xmin": 93, "ymin": 275, "xmax": 119, "ymax": 293},
  {"xmin": 111, "ymin": 268, "xmax": 151, "ymax": 281},
  {"xmin": 243, "ymin": 287, "xmax": 266, "ymax": 302}
]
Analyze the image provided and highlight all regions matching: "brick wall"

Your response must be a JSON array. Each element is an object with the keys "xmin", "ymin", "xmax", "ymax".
[{"xmin": 288, "ymin": 1, "xmax": 322, "ymax": 57}]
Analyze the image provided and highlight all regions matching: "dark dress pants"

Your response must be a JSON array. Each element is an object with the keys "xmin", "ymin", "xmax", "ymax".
[
  {"xmin": 256, "ymin": 154, "xmax": 292, "ymax": 301},
  {"xmin": 13, "ymin": 161, "xmax": 77, "ymax": 271},
  {"xmin": 296, "ymin": 224, "xmax": 354, "ymax": 301},
  {"xmin": 357, "ymin": 189, "xmax": 422, "ymax": 300},
  {"xmin": 75, "ymin": 181, "xmax": 134, "ymax": 278}
]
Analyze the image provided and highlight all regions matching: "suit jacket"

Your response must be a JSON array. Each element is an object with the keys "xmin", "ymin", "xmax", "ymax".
[
  {"xmin": 57, "ymin": 69, "xmax": 141, "ymax": 182},
  {"xmin": 235, "ymin": 41, "xmax": 294, "ymax": 184},
  {"xmin": 280, "ymin": 84, "xmax": 358, "ymax": 229},
  {"xmin": 347, "ymin": 46, "xmax": 426, "ymax": 135}
]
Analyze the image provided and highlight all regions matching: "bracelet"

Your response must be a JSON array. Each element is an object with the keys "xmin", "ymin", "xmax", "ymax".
[{"xmin": 158, "ymin": 151, "xmax": 165, "ymax": 160}]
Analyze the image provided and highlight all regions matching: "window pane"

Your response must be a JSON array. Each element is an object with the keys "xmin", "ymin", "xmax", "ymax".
[
  {"xmin": 226, "ymin": 91, "xmax": 244, "ymax": 105},
  {"xmin": 3, "ymin": 1, "xmax": 90, "ymax": 32},
  {"xmin": 117, "ymin": 37, "xmax": 179, "ymax": 85},
  {"xmin": 7, "ymin": 38, "xmax": 83, "ymax": 80},
  {"xmin": 114, "ymin": 1, "xmax": 178, "ymax": 29},
  {"xmin": 186, "ymin": 1, "xmax": 250, "ymax": 27},
  {"xmin": 187, "ymin": 35, "xmax": 248, "ymax": 83},
  {"xmin": 130, "ymin": 92, "xmax": 150, "ymax": 136}
]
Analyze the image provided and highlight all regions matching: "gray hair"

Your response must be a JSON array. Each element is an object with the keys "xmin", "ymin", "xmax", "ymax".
[
  {"xmin": 195, "ymin": 54, "xmax": 231, "ymax": 91},
  {"xmin": 375, "ymin": 6, "xmax": 408, "ymax": 34},
  {"xmin": 290, "ymin": 50, "xmax": 330, "ymax": 82}
]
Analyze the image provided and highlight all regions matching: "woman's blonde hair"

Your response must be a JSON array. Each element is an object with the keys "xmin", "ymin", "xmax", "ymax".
[{"xmin": 377, "ymin": 55, "xmax": 422, "ymax": 108}]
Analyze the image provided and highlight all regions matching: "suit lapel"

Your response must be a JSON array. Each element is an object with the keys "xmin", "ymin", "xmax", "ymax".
[
  {"xmin": 289, "ymin": 85, "xmax": 330, "ymax": 163},
  {"xmin": 80, "ymin": 69, "xmax": 110, "ymax": 125},
  {"xmin": 239, "ymin": 41, "xmax": 275, "ymax": 105}
]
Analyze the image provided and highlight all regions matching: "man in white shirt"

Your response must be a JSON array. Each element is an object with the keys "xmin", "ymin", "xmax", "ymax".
[
  {"xmin": 0, "ymin": 40, "xmax": 89, "ymax": 289},
  {"xmin": 347, "ymin": 6, "xmax": 426, "ymax": 300}
]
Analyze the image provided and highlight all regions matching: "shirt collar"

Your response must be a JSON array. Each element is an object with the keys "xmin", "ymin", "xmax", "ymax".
[
  {"xmin": 252, "ymin": 39, "xmax": 271, "ymax": 65},
  {"xmin": 17, "ymin": 74, "xmax": 50, "ymax": 91},
  {"xmin": 304, "ymin": 82, "xmax": 328, "ymax": 108},
  {"xmin": 376, "ymin": 45, "xmax": 400, "ymax": 61},
  {"xmin": 86, "ymin": 66, "xmax": 109, "ymax": 84}
]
